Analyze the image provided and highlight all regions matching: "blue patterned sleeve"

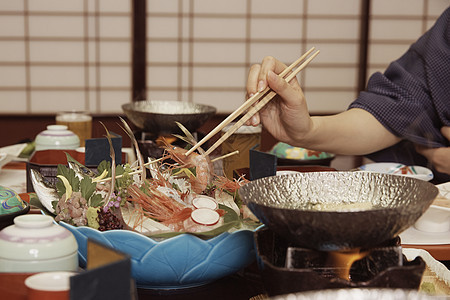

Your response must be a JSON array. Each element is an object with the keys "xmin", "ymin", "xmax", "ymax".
[{"xmin": 349, "ymin": 7, "xmax": 450, "ymax": 148}]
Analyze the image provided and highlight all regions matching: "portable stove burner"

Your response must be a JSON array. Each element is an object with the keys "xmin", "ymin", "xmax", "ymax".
[{"xmin": 255, "ymin": 227, "xmax": 426, "ymax": 297}]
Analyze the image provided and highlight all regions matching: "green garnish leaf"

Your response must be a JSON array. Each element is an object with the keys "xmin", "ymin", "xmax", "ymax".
[
  {"xmin": 65, "ymin": 152, "xmax": 84, "ymax": 167},
  {"xmin": 115, "ymin": 164, "xmax": 125, "ymax": 176},
  {"xmin": 89, "ymin": 193, "xmax": 103, "ymax": 208},
  {"xmin": 29, "ymin": 193, "xmax": 56, "ymax": 216},
  {"xmin": 172, "ymin": 168, "xmax": 196, "ymax": 178},
  {"xmin": 56, "ymin": 164, "xmax": 80, "ymax": 197},
  {"xmin": 52, "ymin": 200, "xmax": 58, "ymax": 212},
  {"xmin": 80, "ymin": 176, "xmax": 96, "ymax": 201},
  {"xmin": 97, "ymin": 160, "xmax": 111, "ymax": 177}
]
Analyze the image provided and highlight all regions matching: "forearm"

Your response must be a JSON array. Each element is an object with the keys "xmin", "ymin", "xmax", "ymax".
[{"xmin": 290, "ymin": 108, "xmax": 401, "ymax": 155}]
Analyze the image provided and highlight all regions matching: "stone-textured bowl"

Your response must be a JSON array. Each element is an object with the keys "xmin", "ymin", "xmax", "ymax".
[
  {"xmin": 59, "ymin": 222, "xmax": 256, "ymax": 289},
  {"xmin": 239, "ymin": 171, "xmax": 438, "ymax": 251},
  {"xmin": 122, "ymin": 100, "xmax": 216, "ymax": 135}
]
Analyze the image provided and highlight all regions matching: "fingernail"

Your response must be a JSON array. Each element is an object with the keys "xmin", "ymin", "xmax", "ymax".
[
  {"xmin": 268, "ymin": 70, "xmax": 276, "ymax": 80},
  {"xmin": 251, "ymin": 115, "xmax": 258, "ymax": 125},
  {"xmin": 258, "ymin": 80, "xmax": 265, "ymax": 92},
  {"xmin": 248, "ymin": 93, "xmax": 254, "ymax": 98}
]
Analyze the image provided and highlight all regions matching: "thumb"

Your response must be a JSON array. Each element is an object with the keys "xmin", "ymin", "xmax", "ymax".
[
  {"xmin": 267, "ymin": 70, "xmax": 304, "ymax": 106},
  {"xmin": 441, "ymin": 126, "xmax": 450, "ymax": 141}
]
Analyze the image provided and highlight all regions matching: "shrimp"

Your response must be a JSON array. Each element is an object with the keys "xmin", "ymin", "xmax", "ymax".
[
  {"xmin": 214, "ymin": 175, "xmax": 248, "ymax": 194},
  {"xmin": 164, "ymin": 145, "xmax": 213, "ymax": 194},
  {"xmin": 128, "ymin": 183, "xmax": 185, "ymax": 222},
  {"xmin": 127, "ymin": 182, "xmax": 193, "ymax": 231}
]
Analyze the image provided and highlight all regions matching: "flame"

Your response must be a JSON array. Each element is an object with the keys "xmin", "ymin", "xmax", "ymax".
[{"xmin": 327, "ymin": 249, "xmax": 369, "ymax": 280}]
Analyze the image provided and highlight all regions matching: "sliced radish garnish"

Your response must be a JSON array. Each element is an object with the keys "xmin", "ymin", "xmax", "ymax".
[
  {"xmin": 190, "ymin": 208, "xmax": 220, "ymax": 226},
  {"xmin": 192, "ymin": 196, "xmax": 218, "ymax": 210}
]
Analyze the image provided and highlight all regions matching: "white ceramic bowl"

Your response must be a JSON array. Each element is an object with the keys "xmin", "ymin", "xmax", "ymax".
[
  {"xmin": 35, "ymin": 125, "xmax": 80, "ymax": 151},
  {"xmin": 413, "ymin": 182, "xmax": 450, "ymax": 233},
  {"xmin": 414, "ymin": 205, "xmax": 450, "ymax": 233},
  {"xmin": 0, "ymin": 215, "xmax": 78, "ymax": 273}
]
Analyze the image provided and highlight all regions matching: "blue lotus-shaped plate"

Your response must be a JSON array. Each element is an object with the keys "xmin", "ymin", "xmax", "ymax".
[{"xmin": 59, "ymin": 222, "xmax": 256, "ymax": 289}]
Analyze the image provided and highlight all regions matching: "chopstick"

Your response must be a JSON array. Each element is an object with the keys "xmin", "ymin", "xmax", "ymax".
[
  {"xmin": 210, "ymin": 150, "xmax": 239, "ymax": 163},
  {"xmin": 184, "ymin": 47, "xmax": 317, "ymax": 157},
  {"xmin": 203, "ymin": 49, "xmax": 320, "ymax": 156}
]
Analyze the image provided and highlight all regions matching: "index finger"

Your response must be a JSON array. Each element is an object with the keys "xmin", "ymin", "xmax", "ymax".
[
  {"xmin": 246, "ymin": 63, "xmax": 261, "ymax": 97},
  {"xmin": 257, "ymin": 56, "xmax": 288, "ymax": 92}
]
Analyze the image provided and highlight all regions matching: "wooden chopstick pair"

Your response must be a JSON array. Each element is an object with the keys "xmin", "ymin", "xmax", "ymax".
[{"xmin": 186, "ymin": 47, "xmax": 320, "ymax": 157}]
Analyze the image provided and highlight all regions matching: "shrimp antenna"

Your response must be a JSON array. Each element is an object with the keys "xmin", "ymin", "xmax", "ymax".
[
  {"xmin": 173, "ymin": 121, "xmax": 207, "ymax": 155},
  {"xmin": 100, "ymin": 121, "xmax": 116, "ymax": 206},
  {"xmin": 174, "ymin": 122, "xmax": 196, "ymax": 145},
  {"xmin": 118, "ymin": 117, "xmax": 146, "ymax": 184}
]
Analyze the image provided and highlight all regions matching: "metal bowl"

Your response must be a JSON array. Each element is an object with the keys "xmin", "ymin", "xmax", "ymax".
[
  {"xmin": 239, "ymin": 171, "xmax": 438, "ymax": 251},
  {"xmin": 122, "ymin": 100, "xmax": 216, "ymax": 135}
]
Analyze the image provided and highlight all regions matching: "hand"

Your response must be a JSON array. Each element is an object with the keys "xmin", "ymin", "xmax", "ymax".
[
  {"xmin": 415, "ymin": 126, "xmax": 450, "ymax": 175},
  {"xmin": 245, "ymin": 56, "xmax": 400, "ymax": 153},
  {"xmin": 245, "ymin": 56, "xmax": 313, "ymax": 145}
]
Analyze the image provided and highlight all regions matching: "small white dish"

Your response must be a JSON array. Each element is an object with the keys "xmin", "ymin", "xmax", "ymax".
[
  {"xmin": 25, "ymin": 271, "xmax": 75, "ymax": 300},
  {"xmin": 401, "ymin": 181, "xmax": 450, "ymax": 242},
  {"xmin": 400, "ymin": 225, "xmax": 450, "ymax": 245},
  {"xmin": 25, "ymin": 271, "xmax": 75, "ymax": 291},
  {"xmin": 0, "ymin": 143, "xmax": 28, "ymax": 157},
  {"xmin": 0, "ymin": 144, "xmax": 29, "ymax": 172},
  {"xmin": 0, "ymin": 153, "xmax": 8, "ymax": 171},
  {"xmin": 412, "ymin": 182, "xmax": 450, "ymax": 233},
  {"xmin": 358, "ymin": 162, "xmax": 433, "ymax": 181},
  {"xmin": 276, "ymin": 170, "xmax": 300, "ymax": 176}
]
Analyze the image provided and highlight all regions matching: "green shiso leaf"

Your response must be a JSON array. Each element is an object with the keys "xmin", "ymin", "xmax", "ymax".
[
  {"xmin": 97, "ymin": 160, "xmax": 111, "ymax": 177},
  {"xmin": 90, "ymin": 193, "xmax": 104, "ymax": 208},
  {"xmin": 80, "ymin": 176, "xmax": 96, "ymax": 201},
  {"xmin": 56, "ymin": 164, "xmax": 80, "ymax": 197}
]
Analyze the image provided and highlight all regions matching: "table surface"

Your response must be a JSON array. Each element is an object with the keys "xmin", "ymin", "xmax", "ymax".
[{"xmin": 136, "ymin": 265, "xmax": 266, "ymax": 300}]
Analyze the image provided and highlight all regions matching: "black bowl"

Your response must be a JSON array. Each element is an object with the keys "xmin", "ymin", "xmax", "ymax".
[
  {"xmin": 122, "ymin": 100, "xmax": 216, "ymax": 135},
  {"xmin": 239, "ymin": 171, "xmax": 438, "ymax": 251},
  {"xmin": 0, "ymin": 202, "xmax": 30, "ymax": 230}
]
